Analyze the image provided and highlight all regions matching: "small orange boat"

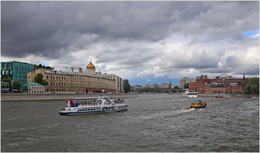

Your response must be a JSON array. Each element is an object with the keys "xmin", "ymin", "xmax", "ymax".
[{"xmin": 191, "ymin": 100, "xmax": 207, "ymax": 108}]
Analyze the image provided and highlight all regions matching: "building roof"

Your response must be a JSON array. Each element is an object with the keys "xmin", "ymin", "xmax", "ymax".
[
  {"xmin": 26, "ymin": 82, "xmax": 44, "ymax": 86},
  {"xmin": 1, "ymin": 61, "xmax": 34, "ymax": 65}
]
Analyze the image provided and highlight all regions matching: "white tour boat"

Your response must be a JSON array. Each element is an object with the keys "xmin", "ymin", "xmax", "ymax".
[
  {"xmin": 59, "ymin": 95, "xmax": 128, "ymax": 115},
  {"xmin": 187, "ymin": 92, "xmax": 198, "ymax": 98}
]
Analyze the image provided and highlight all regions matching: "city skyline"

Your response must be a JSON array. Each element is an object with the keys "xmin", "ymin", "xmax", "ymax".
[{"xmin": 1, "ymin": 1, "xmax": 259, "ymax": 86}]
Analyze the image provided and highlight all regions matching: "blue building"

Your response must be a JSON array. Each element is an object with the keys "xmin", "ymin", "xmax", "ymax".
[{"xmin": 1, "ymin": 61, "xmax": 35, "ymax": 85}]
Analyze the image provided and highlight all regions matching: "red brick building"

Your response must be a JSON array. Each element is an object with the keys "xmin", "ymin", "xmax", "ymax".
[{"xmin": 189, "ymin": 74, "xmax": 248, "ymax": 94}]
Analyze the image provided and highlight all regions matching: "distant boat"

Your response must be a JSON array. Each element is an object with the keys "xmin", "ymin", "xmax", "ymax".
[
  {"xmin": 187, "ymin": 92, "xmax": 198, "ymax": 98},
  {"xmin": 183, "ymin": 90, "xmax": 190, "ymax": 96},
  {"xmin": 216, "ymin": 96, "xmax": 224, "ymax": 98}
]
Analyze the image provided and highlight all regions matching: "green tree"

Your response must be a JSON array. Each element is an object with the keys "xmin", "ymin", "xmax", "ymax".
[
  {"xmin": 34, "ymin": 73, "xmax": 48, "ymax": 85},
  {"xmin": 243, "ymin": 77, "xmax": 259, "ymax": 94},
  {"xmin": 244, "ymin": 84, "xmax": 251, "ymax": 94},
  {"xmin": 42, "ymin": 80, "xmax": 48, "ymax": 86},
  {"xmin": 251, "ymin": 84, "xmax": 258, "ymax": 94},
  {"xmin": 13, "ymin": 81, "xmax": 21, "ymax": 90},
  {"xmin": 1, "ymin": 75, "xmax": 12, "ymax": 87},
  {"xmin": 173, "ymin": 86, "xmax": 179, "ymax": 89},
  {"xmin": 124, "ymin": 79, "xmax": 131, "ymax": 93}
]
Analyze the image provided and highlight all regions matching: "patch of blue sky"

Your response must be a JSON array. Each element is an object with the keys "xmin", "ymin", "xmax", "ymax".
[
  {"xmin": 40, "ymin": 62, "xmax": 49, "ymax": 66},
  {"xmin": 130, "ymin": 75, "xmax": 181, "ymax": 86},
  {"xmin": 243, "ymin": 29, "xmax": 259, "ymax": 36}
]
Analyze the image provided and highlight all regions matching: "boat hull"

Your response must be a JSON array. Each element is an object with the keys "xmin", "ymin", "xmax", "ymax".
[
  {"xmin": 190, "ymin": 100, "xmax": 207, "ymax": 108},
  {"xmin": 59, "ymin": 108, "xmax": 128, "ymax": 116},
  {"xmin": 188, "ymin": 95, "xmax": 198, "ymax": 98},
  {"xmin": 190, "ymin": 105, "xmax": 206, "ymax": 108}
]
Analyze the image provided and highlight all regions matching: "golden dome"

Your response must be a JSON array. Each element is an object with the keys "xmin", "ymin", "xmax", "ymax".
[{"xmin": 86, "ymin": 61, "xmax": 95, "ymax": 69}]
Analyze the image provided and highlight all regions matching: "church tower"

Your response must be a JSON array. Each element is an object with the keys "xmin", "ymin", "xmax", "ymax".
[{"xmin": 86, "ymin": 59, "xmax": 96, "ymax": 73}]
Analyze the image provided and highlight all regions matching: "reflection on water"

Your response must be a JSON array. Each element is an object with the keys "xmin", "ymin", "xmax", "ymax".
[{"xmin": 1, "ymin": 94, "xmax": 259, "ymax": 152}]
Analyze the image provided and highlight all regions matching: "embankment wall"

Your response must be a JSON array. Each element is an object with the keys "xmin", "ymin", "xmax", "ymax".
[
  {"xmin": 198, "ymin": 93, "xmax": 259, "ymax": 98},
  {"xmin": 1, "ymin": 93, "xmax": 139, "ymax": 102}
]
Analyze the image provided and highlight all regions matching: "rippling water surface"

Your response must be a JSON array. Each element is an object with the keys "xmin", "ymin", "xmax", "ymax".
[{"xmin": 1, "ymin": 94, "xmax": 259, "ymax": 152}]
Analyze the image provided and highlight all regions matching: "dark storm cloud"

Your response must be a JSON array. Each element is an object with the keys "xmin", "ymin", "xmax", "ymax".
[
  {"xmin": 1, "ymin": 1, "xmax": 215, "ymax": 58},
  {"xmin": 95, "ymin": 43, "xmax": 158, "ymax": 69},
  {"xmin": 1, "ymin": 1, "xmax": 259, "ymax": 78}
]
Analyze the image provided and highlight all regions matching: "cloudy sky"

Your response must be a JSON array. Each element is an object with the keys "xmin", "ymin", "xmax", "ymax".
[{"xmin": 1, "ymin": 1, "xmax": 259, "ymax": 85}]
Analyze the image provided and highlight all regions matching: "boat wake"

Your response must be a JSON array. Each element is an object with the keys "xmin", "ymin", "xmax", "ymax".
[
  {"xmin": 136, "ymin": 108, "xmax": 196, "ymax": 120},
  {"xmin": 173, "ymin": 108, "xmax": 195, "ymax": 114}
]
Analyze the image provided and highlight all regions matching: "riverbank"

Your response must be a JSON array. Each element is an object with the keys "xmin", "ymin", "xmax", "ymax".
[
  {"xmin": 140, "ymin": 92, "xmax": 258, "ymax": 98},
  {"xmin": 198, "ymin": 93, "xmax": 259, "ymax": 98},
  {"xmin": 1, "ymin": 92, "xmax": 258, "ymax": 102},
  {"xmin": 1, "ymin": 93, "xmax": 139, "ymax": 102}
]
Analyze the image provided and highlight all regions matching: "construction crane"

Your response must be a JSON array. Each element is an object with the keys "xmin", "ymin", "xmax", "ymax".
[
  {"xmin": 51, "ymin": 65, "xmax": 83, "ymax": 73},
  {"xmin": 71, "ymin": 67, "xmax": 82, "ymax": 73}
]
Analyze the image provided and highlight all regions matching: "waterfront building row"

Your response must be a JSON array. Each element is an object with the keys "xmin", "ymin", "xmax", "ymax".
[
  {"xmin": 189, "ymin": 74, "xmax": 248, "ymax": 94},
  {"xmin": 2, "ymin": 60, "xmax": 125, "ymax": 93},
  {"xmin": 27, "ymin": 69, "xmax": 116, "ymax": 93}
]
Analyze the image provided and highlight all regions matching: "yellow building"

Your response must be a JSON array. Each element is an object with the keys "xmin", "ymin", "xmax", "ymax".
[
  {"xmin": 27, "ymin": 68, "xmax": 116, "ymax": 93},
  {"xmin": 101, "ymin": 73, "xmax": 124, "ymax": 93}
]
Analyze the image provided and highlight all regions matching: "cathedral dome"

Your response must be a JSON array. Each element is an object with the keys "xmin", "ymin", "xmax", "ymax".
[{"xmin": 86, "ymin": 61, "xmax": 95, "ymax": 69}]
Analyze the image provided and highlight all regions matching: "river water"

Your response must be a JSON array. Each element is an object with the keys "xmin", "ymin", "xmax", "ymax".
[{"xmin": 1, "ymin": 94, "xmax": 259, "ymax": 152}]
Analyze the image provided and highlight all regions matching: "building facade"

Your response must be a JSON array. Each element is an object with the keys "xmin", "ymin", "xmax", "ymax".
[
  {"xmin": 160, "ymin": 83, "xmax": 170, "ymax": 88},
  {"xmin": 101, "ymin": 73, "xmax": 124, "ymax": 93},
  {"xmin": 24, "ymin": 82, "xmax": 45, "ymax": 93},
  {"xmin": 180, "ymin": 77, "xmax": 196, "ymax": 89},
  {"xmin": 1, "ymin": 61, "xmax": 35, "ymax": 85},
  {"xmin": 27, "ymin": 69, "xmax": 116, "ymax": 93},
  {"xmin": 189, "ymin": 74, "xmax": 248, "ymax": 94},
  {"xmin": 144, "ymin": 84, "xmax": 151, "ymax": 88}
]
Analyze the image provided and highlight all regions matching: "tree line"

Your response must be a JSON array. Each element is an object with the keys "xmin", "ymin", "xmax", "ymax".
[{"xmin": 242, "ymin": 77, "xmax": 259, "ymax": 95}]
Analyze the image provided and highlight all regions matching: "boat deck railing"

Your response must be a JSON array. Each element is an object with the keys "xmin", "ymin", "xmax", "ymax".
[{"xmin": 79, "ymin": 102, "xmax": 99, "ymax": 106}]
